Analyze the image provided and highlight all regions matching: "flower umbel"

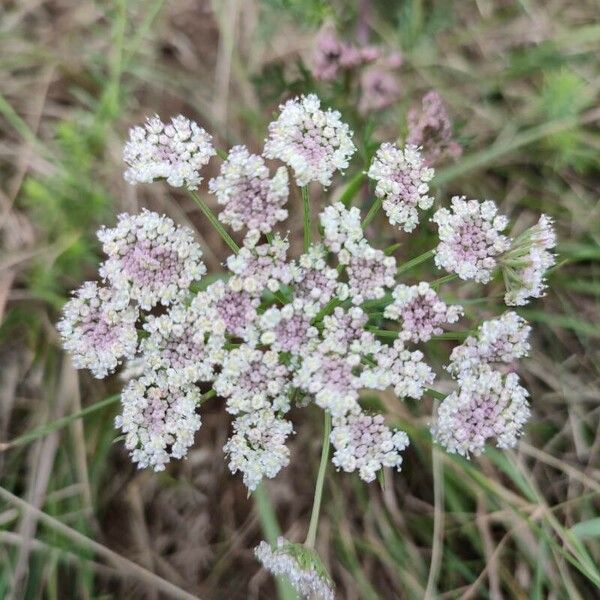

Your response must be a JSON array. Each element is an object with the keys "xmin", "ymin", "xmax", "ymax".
[
  {"xmin": 368, "ymin": 143, "xmax": 434, "ymax": 232},
  {"xmin": 123, "ymin": 114, "xmax": 215, "ymax": 189},
  {"xmin": 98, "ymin": 209, "xmax": 206, "ymax": 310},
  {"xmin": 57, "ymin": 92, "xmax": 557, "ymax": 593},
  {"xmin": 57, "ymin": 282, "xmax": 138, "ymax": 379},
  {"xmin": 263, "ymin": 94, "xmax": 356, "ymax": 187},
  {"xmin": 209, "ymin": 145, "xmax": 289, "ymax": 237},
  {"xmin": 432, "ymin": 367, "xmax": 530, "ymax": 457},
  {"xmin": 331, "ymin": 410, "xmax": 409, "ymax": 482},
  {"xmin": 432, "ymin": 196, "xmax": 510, "ymax": 283}
]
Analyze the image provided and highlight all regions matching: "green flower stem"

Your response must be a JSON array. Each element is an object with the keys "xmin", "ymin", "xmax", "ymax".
[
  {"xmin": 311, "ymin": 298, "xmax": 343, "ymax": 325},
  {"xmin": 396, "ymin": 248, "xmax": 435, "ymax": 275},
  {"xmin": 305, "ymin": 411, "xmax": 332, "ymax": 549},
  {"xmin": 302, "ymin": 186, "xmax": 311, "ymax": 252},
  {"xmin": 362, "ymin": 196, "xmax": 384, "ymax": 229},
  {"xmin": 431, "ymin": 273, "xmax": 458, "ymax": 288},
  {"xmin": 340, "ymin": 171, "xmax": 367, "ymax": 208},
  {"xmin": 200, "ymin": 388, "xmax": 216, "ymax": 402},
  {"xmin": 188, "ymin": 190, "xmax": 240, "ymax": 254},
  {"xmin": 425, "ymin": 388, "xmax": 447, "ymax": 401}
]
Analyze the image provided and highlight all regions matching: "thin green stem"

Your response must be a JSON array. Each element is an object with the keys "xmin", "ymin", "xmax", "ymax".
[
  {"xmin": 311, "ymin": 298, "xmax": 343, "ymax": 325},
  {"xmin": 362, "ymin": 196, "xmax": 384, "ymax": 229},
  {"xmin": 305, "ymin": 411, "xmax": 332, "ymax": 549},
  {"xmin": 200, "ymin": 389, "xmax": 216, "ymax": 402},
  {"xmin": 384, "ymin": 242, "xmax": 402, "ymax": 256},
  {"xmin": 340, "ymin": 171, "xmax": 367, "ymax": 208},
  {"xmin": 397, "ymin": 248, "xmax": 435, "ymax": 275},
  {"xmin": 302, "ymin": 186, "xmax": 311, "ymax": 252},
  {"xmin": 425, "ymin": 388, "xmax": 446, "ymax": 401},
  {"xmin": 188, "ymin": 190, "xmax": 239, "ymax": 254},
  {"xmin": 431, "ymin": 273, "xmax": 458, "ymax": 288}
]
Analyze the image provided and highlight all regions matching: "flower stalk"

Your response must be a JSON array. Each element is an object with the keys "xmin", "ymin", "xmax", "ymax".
[
  {"xmin": 305, "ymin": 411, "xmax": 332, "ymax": 549},
  {"xmin": 188, "ymin": 190, "xmax": 240, "ymax": 254}
]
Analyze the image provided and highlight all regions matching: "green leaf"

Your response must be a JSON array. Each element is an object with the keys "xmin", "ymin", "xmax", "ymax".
[{"xmin": 570, "ymin": 518, "xmax": 600, "ymax": 539}]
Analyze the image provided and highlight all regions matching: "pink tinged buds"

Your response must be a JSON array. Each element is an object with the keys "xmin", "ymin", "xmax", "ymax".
[
  {"xmin": 224, "ymin": 409, "xmax": 293, "ymax": 491},
  {"xmin": 97, "ymin": 210, "xmax": 206, "ymax": 310},
  {"xmin": 432, "ymin": 367, "xmax": 530, "ymax": 458},
  {"xmin": 263, "ymin": 94, "xmax": 356, "ymax": 187},
  {"xmin": 123, "ymin": 114, "xmax": 215, "ymax": 189},
  {"xmin": 384, "ymin": 282, "xmax": 463, "ymax": 343},
  {"xmin": 115, "ymin": 373, "xmax": 202, "ymax": 471},
  {"xmin": 331, "ymin": 410, "xmax": 409, "ymax": 482},
  {"xmin": 368, "ymin": 143, "xmax": 434, "ymax": 232},
  {"xmin": 209, "ymin": 145, "xmax": 289, "ymax": 236},
  {"xmin": 432, "ymin": 196, "xmax": 510, "ymax": 283},
  {"xmin": 57, "ymin": 281, "xmax": 138, "ymax": 379}
]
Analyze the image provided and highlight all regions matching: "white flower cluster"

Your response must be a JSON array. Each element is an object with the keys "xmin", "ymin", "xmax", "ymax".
[
  {"xmin": 331, "ymin": 410, "xmax": 409, "ymax": 482},
  {"xmin": 431, "ymin": 368, "xmax": 530, "ymax": 458},
  {"xmin": 224, "ymin": 410, "xmax": 294, "ymax": 491},
  {"xmin": 140, "ymin": 302, "xmax": 224, "ymax": 387},
  {"xmin": 123, "ymin": 115, "xmax": 215, "ymax": 189},
  {"xmin": 209, "ymin": 145, "xmax": 289, "ymax": 237},
  {"xmin": 227, "ymin": 233, "xmax": 294, "ymax": 294},
  {"xmin": 57, "ymin": 282, "xmax": 138, "ymax": 379},
  {"xmin": 384, "ymin": 282, "xmax": 463, "ymax": 342},
  {"xmin": 259, "ymin": 300, "xmax": 319, "ymax": 354},
  {"xmin": 59, "ymin": 95, "xmax": 553, "ymax": 559},
  {"xmin": 320, "ymin": 201, "xmax": 363, "ymax": 253},
  {"xmin": 447, "ymin": 312, "xmax": 531, "ymax": 378},
  {"xmin": 255, "ymin": 538, "xmax": 335, "ymax": 600},
  {"xmin": 367, "ymin": 143, "xmax": 434, "ymax": 232},
  {"xmin": 215, "ymin": 345, "xmax": 292, "ymax": 415},
  {"xmin": 293, "ymin": 244, "xmax": 342, "ymax": 306},
  {"xmin": 98, "ymin": 209, "xmax": 206, "ymax": 310},
  {"xmin": 433, "ymin": 311, "xmax": 532, "ymax": 457},
  {"xmin": 115, "ymin": 373, "xmax": 202, "ymax": 470},
  {"xmin": 367, "ymin": 339, "xmax": 436, "ymax": 399},
  {"xmin": 264, "ymin": 94, "xmax": 356, "ymax": 187},
  {"xmin": 342, "ymin": 240, "xmax": 397, "ymax": 305},
  {"xmin": 432, "ymin": 197, "xmax": 510, "ymax": 283}
]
